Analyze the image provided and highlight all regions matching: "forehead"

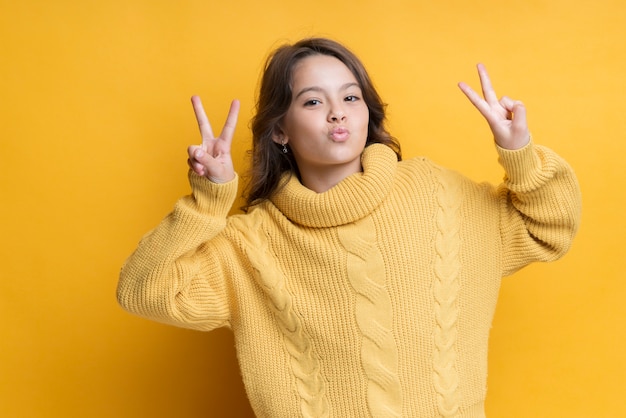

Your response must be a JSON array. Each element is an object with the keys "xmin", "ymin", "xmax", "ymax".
[{"xmin": 291, "ymin": 54, "xmax": 358, "ymax": 86}]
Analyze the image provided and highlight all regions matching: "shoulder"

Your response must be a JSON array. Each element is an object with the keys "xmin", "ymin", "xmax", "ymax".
[
  {"xmin": 395, "ymin": 155, "xmax": 497, "ymax": 201},
  {"xmin": 395, "ymin": 155, "xmax": 451, "ymax": 184},
  {"xmin": 223, "ymin": 202, "xmax": 285, "ymax": 238}
]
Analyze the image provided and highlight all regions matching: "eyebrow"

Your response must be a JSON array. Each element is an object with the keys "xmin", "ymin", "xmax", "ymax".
[{"xmin": 294, "ymin": 82, "xmax": 361, "ymax": 100}]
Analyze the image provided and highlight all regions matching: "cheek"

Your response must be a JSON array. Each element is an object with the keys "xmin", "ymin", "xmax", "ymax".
[
  {"xmin": 358, "ymin": 103, "xmax": 370, "ymax": 122},
  {"xmin": 284, "ymin": 111, "xmax": 318, "ymax": 138},
  {"xmin": 358, "ymin": 108, "xmax": 370, "ymax": 133}
]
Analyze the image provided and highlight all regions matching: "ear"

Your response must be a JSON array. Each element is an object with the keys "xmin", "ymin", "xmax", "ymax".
[{"xmin": 271, "ymin": 127, "xmax": 287, "ymax": 145}]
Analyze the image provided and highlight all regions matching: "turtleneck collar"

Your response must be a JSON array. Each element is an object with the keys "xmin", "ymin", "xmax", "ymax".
[{"xmin": 270, "ymin": 144, "xmax": 397, "ymax": 228}]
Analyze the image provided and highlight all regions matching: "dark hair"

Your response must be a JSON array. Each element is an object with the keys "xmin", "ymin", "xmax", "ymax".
[{"xmin": 243, "ymin": 37, "xmax": 401, "ymax": 210}]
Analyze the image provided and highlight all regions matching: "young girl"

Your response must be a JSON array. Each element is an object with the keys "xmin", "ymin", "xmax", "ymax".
[{"xmin": 117, "ymin": 38, "xmax": 581, "ymax": 417}]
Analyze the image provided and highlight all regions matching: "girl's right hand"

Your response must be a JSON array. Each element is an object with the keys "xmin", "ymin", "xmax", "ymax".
[{"xmin": 187, "ymin": 96, "xmax": 240, "ymax": 183}]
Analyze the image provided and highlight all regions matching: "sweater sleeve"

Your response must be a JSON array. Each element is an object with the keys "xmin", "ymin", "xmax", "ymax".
[
  {"xmin": 496, "ymin": 140, "xmax": 582, "ymax": 277},
  {"xmin": 117, "ymin": 171, "xmax": 239, "ymax": 331}
]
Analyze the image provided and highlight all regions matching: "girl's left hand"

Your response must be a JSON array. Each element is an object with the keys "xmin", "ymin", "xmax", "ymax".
[{"xmin": 458, "ymin": 64, "xmax": 530, "ymax": 150}]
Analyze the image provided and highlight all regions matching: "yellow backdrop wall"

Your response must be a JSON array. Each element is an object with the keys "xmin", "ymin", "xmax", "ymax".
[{"xmin": 1, "ymin": 1, "xmax": 624, "ymax": 417}]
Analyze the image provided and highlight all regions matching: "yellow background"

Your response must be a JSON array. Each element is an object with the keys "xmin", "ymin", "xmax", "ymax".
[{"xmin": 1, "ymin": 0, "xmax": 624, "ymax": 417}]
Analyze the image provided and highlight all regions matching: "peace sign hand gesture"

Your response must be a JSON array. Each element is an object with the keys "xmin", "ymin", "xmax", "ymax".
[
  {"xmin": 458, "ymin": 64, "xmax": 530, "ymax": 150},
  {"xmin": 187, "ymin": 96, "xmax": 240, "ymax": 183}
]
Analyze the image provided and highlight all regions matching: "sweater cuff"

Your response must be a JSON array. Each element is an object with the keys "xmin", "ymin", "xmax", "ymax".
[
  {"xmin": 496, "ymin": 138, "xmax": 544, "ymax": 189},
  {"xmin": 188, "ymin": 170, "xmax": 239, "ymax": 216}
]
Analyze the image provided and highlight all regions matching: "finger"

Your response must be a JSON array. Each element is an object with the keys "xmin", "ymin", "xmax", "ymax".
[
  {"xmin": 187, "ymin": 144, "xmax": 205, "ymax": 172},
  {"xmin": 191, "ymin": 95, "xmax": 215, "ymax": 144},
  {"xmin": 477, "ymin": 63, "xmax": 499, "ymax": 105},
  {"xmin": 499, "ymin": 96, "xmax": 516, "ymax": 120},
  {"xmin": 188, "ymin": 144, "xmax": 202, "ymax": 161},
  {"xmin": 499, "ymin": 96, "xmax": 525, "ymax": 122},
  {"xmin": 499, "ymin": 99, "xmax": 530, "ymax": 148},
  {"xmin": 218, "ymin": 99, "xmax": 240, "ymax": 143},
  {"xmin": 187, "ymin": 158, "xmax": 206, "ymax": 176},
  {"xmin": 510, "ymin": 101, "xmax": 528, "ymax": 133},
  {"xmin": 189, "ymin": 144, "xmax": 215, "ymax": 167},
  {"xmin": 499, "ymin": 96, "xmax": 515, "ymax": 109},
  {"xmin": 458, "ymin": 81, "xmax": 491, "ymax": 118}
]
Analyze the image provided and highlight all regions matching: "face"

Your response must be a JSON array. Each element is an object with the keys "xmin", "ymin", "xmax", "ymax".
[{"xmin": 276, "ymin": 54, "xmax": 369, "ymax": 187}]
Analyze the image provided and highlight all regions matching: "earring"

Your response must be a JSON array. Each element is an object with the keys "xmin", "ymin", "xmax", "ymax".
[{"xmin": 281, "ymin": 140, "xmax": 288, "ymax": 154}]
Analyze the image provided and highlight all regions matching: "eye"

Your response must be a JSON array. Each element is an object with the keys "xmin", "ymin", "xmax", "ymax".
[
  {"xmin": 345, "ymin": 95, "xmax": 360, "ymax": 102},
  {"xmin": 304, "ymin": 99, "xmax": 321, "ymax": 106}
]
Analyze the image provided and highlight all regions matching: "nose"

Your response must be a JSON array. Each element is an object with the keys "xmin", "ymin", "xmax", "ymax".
[{"xmin": 328, "ymin": 103, "xmax": 346, "ymax": 123}]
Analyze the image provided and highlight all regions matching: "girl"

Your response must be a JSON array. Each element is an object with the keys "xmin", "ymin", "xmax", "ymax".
[{"xmin": 118, "ymin": 38, "xmax": 581, "ymax": 417}]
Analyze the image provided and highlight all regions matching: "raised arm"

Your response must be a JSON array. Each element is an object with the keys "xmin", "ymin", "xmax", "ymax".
[
  {"xmin": 458, "ymin": 65, "xmax": 581, "ymax": 274},
  {"xmin": 117, "ymin": 98, "xmax": 241, "ymax": 330}
]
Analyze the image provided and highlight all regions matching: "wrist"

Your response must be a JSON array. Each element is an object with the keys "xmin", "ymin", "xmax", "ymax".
[{"xmin": 495, "ymin": 133, "xmax": 531, "ymax": 150}]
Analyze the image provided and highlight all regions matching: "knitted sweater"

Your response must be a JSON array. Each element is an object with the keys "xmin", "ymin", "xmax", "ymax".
[{"xmin": 118, "ymin": 141, "xmax": 581, "ymax": 418}]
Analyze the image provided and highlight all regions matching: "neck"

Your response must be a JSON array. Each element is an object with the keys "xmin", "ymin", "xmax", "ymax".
[{"xmin": 298, "ymin": 160, "xmax": 363, "ymax": 193}]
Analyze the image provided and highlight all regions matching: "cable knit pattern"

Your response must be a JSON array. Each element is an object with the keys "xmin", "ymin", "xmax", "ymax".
[
  {"xmin": 431, "ymin": 166, "xmax": 463, "ymax": 417},
  {"xmin": 231, "ymin": 214, "xmax": 330, "ymax": 418},
  {"xmin": 118, "ymin": 143, "xmax": 581, "ymax": 417},
  {"xmin": 338, "ymin": 217, "xmax": 402, "ymax": 418}
]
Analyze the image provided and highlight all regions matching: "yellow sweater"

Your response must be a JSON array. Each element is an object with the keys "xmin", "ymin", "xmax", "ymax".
[{"xmin": 118, "ymin": 142, "xmax": 581, "ymax": 417}]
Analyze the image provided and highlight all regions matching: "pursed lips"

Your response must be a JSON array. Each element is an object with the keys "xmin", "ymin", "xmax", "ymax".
[{"xmin": 329, "ymin": 127, "xmax": 350, "ymax": 141}]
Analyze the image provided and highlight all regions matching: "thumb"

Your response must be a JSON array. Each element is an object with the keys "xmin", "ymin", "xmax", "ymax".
[
  {"xmin": 510, "ymin": 101, "xmax": 527, "ymax": 130},
  {"xmin": 505, "ymin": 101, "xmax": 531, "ymax": 149},
  {"xmin": 187, "ymin": 145, "xmax": 207, "ymax": 176}
]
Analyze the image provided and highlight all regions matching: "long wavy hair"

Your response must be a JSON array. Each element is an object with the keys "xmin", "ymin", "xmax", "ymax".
[{"xmin": 243, "ymin": 37, "xmax": 401, "ymax": 211}]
